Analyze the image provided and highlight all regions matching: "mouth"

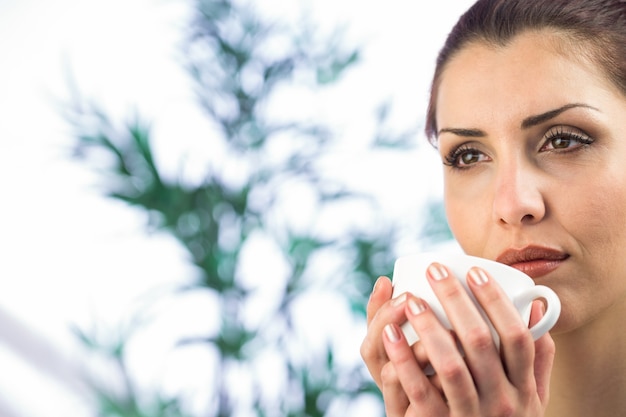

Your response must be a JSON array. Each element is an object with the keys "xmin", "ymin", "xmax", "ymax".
[{"xmin": 496, "ymin": 246, "xmax": 569, "ymax": 279}]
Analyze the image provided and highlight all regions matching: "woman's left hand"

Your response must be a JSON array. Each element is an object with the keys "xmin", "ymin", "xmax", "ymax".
[{"xmin": 380, "ymin": 263, "xmax": 556, "ymax": 416}]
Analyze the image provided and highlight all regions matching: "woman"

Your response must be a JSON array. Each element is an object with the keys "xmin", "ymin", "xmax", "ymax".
[{"xmin": 360, "ymin": 0, "xmax": 626, "ymax": 416}]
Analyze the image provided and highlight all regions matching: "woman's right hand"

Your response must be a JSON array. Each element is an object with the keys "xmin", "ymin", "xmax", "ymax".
[{"xmin": 360, "ymin": 276, "xmax": 433, "ymax": 406}]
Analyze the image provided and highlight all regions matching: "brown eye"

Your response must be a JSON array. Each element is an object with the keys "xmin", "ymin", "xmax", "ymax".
[
  {"xmin": 550, "ymin": 136, "xmax": 571, "ymax": 149},
  {"xmin": 443, "ymin": 142, "xmax": 491, "ymax": 169},
  {"xmin": 444, "ymin": 145, "xmax": 489, "ymax": 169},
  {"xmin": 460, "ymin": 151, "xmax": 481, "ymax": 165},
  {"xmin": 541, "ymin": 126, "xmax": 593, "ymax": 152}
]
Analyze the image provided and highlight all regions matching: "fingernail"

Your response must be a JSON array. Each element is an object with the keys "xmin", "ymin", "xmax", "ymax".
[
  {"xmin": 407, "ymin": 297, "xmax": 426, "ymax": 316},
  {"xmin": 427, "ymin": 262, "xmax": 449, "ymax": 281},
  {"xmin": 392, "ymin": 292, "xmax": 407, "ymax": 307},
  {"xmin": 370, "ymin": 277, "xmax": 382, "ymax": 299},
  {"xmin": 384, "ymin": 324, "xmax": 401, "ymax": 343},
  {"xmin": 469, "ymin": 267, "xmax": 488, "ymax": 286}
]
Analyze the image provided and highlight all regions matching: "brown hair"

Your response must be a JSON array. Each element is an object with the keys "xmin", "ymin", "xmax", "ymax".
[{"xmin": 425, "ymin": 0, "xmax": 626, "ymax": 144}]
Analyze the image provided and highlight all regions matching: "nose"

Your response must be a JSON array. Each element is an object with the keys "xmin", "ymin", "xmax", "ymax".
[{"xmin": 492, "ymin": 160, "xmax": 546, "ymax": 226}]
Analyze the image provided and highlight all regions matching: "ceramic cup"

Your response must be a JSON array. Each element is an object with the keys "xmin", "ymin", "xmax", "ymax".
[{"xmin": 392, "ymin": 252, "xmax": 561, "ymax": 347}]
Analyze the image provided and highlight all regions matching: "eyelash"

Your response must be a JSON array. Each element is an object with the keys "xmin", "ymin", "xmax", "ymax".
[
  {"xmin": 540, "ymin": 126, "xmax": 594, "ymax": 152},
  {"xmin": 443, "ymin": 127, "xmax": 594, "ymax": 169},
  {"xmin": 443, "ymin": 144, "xmax": 485, "ymax": 168}
]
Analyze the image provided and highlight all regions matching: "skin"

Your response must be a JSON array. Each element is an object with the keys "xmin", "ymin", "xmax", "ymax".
[{"xmin": 361, "ymin": 30, "xmax": 626, "ymax": 416}]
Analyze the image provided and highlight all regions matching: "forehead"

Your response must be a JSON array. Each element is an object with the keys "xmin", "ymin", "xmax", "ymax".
[{"xmin": 435, "ymin": 31, "xmax": 616, "ymax": 130}]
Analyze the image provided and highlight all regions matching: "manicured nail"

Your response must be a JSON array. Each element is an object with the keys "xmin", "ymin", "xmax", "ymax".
[
  {"xmin": 372, "ymin": 277, "xmax": 383, "ymax": 293},
  {"xmin": 469, "ymin": 267, "xmax": 489, "ymax": 286},
  {"xmin": 384, "ymin": 324, "xmax": 401, "ymax": 343},
  {"xmin": 427, "ymin": 262, "xmax": 449, "ymax": 281},
  {"xmin": 392, "ymin": 292, "xmax": 407, "ymax": 307},
  {"xmin": 407, "ymin": 297, "xmax": 426, "ymax": 316},
  {"xmin": 370, "ymin": 277, "xmax": 383, "ymax": 300}
]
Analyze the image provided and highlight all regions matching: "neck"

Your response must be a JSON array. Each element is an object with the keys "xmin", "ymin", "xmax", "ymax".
[{"xmin": 546, "ymin": 299, "xmax": 626, "ymax": 417}]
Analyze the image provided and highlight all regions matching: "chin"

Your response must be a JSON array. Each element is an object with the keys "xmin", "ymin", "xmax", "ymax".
[{"xmin": 545, "ymin": 308, "xmax": 589, "ymax": 339}]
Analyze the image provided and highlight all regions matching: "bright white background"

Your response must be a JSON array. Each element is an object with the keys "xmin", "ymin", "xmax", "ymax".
[{"xmin": 0, "ymin": 1, "xmax": 474, "ymax": 416}]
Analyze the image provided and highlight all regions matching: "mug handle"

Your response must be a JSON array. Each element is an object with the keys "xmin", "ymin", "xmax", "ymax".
[{"xmin": 513, "ymin": 285, "xmax": 561, "ymax": 340}]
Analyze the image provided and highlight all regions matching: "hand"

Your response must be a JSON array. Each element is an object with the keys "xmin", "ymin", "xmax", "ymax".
[
  {"xmin": 360, "ymin": 276, "xmax": 432, "ymax": 404},
  {"xmin": 366, "ymin": 263, "xmax": 556, "ymax": 416}
]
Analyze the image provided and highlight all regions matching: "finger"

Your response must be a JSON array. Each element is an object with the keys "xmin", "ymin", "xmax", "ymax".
[
  {"xmin": 362, "ymin": 276, "xmax": 394, "ymax": 379},
  {"xmin": 403, "ymin": 293, "xmax": 477, "ymax": 414},
  {"xmin": 367, "ymin": 276, "xmax": 392, "ymax": 325},
  {"xmin": 425, "ymin": 263, "xmax": 503, "ymax": 402},
  {"xmin": 530, "ymin": 301, "xmax": 555, "ymax": 405},
  {"xmin": 361, "ymin": 289, "xmax": 411, "ymax": 388},
  {"xmin": 382, "ymin": 322, "xmax": 448, "ymax": 416},
  {"xmin": 410, "ymin": 339, "xmax": 432, "ymax": 373},
  {"xmin": 380, "ymin": 362, "xmax": 410, "ymax": 417},
  {"xmin": 467, "ymin": 267, "xmax": 535, "ymax": 389},
  {"xmin": 428, "ymin": 373, "xmax": 445, "ymax": 397}
]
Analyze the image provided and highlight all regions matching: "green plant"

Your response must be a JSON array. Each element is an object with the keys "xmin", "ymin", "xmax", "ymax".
[{"xmin": 64, "ymin": 0, "xmax": 447, "ymax": 416}]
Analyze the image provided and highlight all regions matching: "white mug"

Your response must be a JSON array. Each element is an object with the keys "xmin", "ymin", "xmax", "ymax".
[{"xmin": 392, "ymin": 252, "xmax": 561, "ymax": 347}]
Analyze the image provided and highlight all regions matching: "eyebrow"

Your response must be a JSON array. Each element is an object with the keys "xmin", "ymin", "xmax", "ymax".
[
  {"xmin": 520, "ymin": 103, "xmax": 599, "ymax": 129},
  {"xmin": 437, "ymin": 103, "xmax": 599, "ymax": 137}
]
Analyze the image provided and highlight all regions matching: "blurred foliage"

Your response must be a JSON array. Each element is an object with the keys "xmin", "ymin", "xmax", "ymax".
[
  {"xmin": 420, "ymin": 200, "xmax": 454, "ymax": 245},
  {"xmin": 64, "ymin": 0, "xmax": 451, "ymax": 416}
]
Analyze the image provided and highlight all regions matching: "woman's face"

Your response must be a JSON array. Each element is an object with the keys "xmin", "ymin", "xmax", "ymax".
[{"xmin": 435, "ymin": 31, "xmax": 626, "ymax": 333}]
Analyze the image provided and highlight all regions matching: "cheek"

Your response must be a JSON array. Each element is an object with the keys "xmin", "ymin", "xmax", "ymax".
[
  {"xmin": 444, "ymin": 193, "xmax": 489, "ymax": 252},
  {"xmin": 571, "ymin": 182, "xmax": 626, "ymax": 253},
  {"xmin": 443, "ymin": 173, "xmax": 494, "ymax": 253}
]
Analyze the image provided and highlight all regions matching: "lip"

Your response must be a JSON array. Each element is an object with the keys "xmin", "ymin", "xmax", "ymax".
[{"xmin": 496, "ymin": 246, "xmax": 569, "ymax": 279}]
